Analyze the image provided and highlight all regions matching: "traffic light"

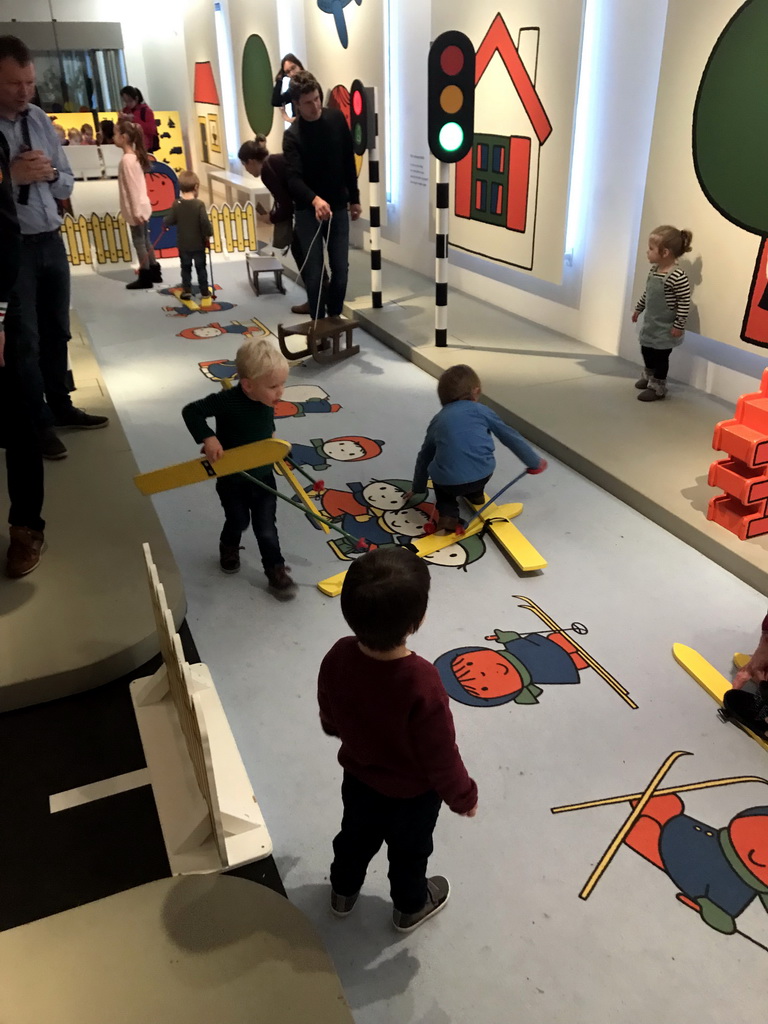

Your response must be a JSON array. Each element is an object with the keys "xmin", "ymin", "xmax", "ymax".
[
  {"xmin": 350, "ymin": 78, "xmax": 370, "ymax": 156},
  {"xmin": 428, "ymin": 31, "xmax": 475, "ymax": 163}
]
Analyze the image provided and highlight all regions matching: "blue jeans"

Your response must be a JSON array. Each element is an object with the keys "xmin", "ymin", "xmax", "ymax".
[
  {"xmin": 180, "ymin": 249, "xmax": 208, "ymax": 293},
  {"xmin": 293, "ymin": 209, "xmax": 350, "ymax": 318},
  {"xmin": 10, "ymin": 232, "xmax": 73, "ymax": 429},
  {"xmin": 215, "ymin": 471, "xmax": 283, "ymax": 570}
]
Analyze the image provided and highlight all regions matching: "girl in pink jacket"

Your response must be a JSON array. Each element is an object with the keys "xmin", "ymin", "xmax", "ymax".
[{"xmin": 115, "ymin": 120, "xmax": 162, "ymax": 289}]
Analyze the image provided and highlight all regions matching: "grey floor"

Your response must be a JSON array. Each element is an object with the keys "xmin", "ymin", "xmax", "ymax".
[{"xmin": 74, "ymin": 255, "xmax": 768, "ymax": 1024}]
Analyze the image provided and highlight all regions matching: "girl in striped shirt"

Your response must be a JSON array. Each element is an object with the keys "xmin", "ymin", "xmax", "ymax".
[{"xmin": 632, "ymin": 225, "xmax": 693, "ymax": 402}]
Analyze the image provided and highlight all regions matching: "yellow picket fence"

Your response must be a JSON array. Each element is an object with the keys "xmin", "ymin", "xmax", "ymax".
[{"xmin": 61, "ymin": 203, "xmax": 259, "ymax": 265}]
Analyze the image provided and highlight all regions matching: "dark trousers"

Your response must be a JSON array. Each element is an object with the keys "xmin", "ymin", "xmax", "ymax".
[
  {"xmin": 330, "ymin": 772, "xmax": 442, "ymax": 914},
  {"xmin": 180, "ymin": 249, "xmax": 208, "ymax": 293},
  {"xmin": 433, "ymin": 476, "xmax": 491, "ymax": 520},
  {"xmin": 1, "ymin": 297, "xmax": 45, "ymax": 532},
  {"xmin": 9, "ymin": 233, "xmax": 73, "ymax": 429},
  {"xmin": 215, "ymin": 472, "xmax": 283, "ymax": 570},
  {"xmin": 293, "ymin": 209, "xmax": 350, "ymax": 318},
  {"xmin": 641, "ymin": 346, "xmax": 671, "ymax": 381}
]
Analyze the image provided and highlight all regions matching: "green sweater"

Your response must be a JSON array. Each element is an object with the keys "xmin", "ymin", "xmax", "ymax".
[
  {"xmin": 164, "ymin": 197, "xmax": 213, "ymax": 253},
  {"xmin": 182, "ymin": 386, "xmax": 274, "ymax": 478}
]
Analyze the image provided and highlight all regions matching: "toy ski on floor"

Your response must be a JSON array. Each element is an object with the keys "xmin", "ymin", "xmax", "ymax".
[
  {"xmin": 433, "ymin": 596, "xmax": 636, "ymax": 710},
  {"xmin": 167, "ymin": 287, "xmax": 213, "ymax": 311},
  {"xmin": 552, "ymin": 753, "xmax": 768, "ymax": 951},
  {"xmin": 673, "ymin": 644, "xmax": 768, "ymax": 753}
]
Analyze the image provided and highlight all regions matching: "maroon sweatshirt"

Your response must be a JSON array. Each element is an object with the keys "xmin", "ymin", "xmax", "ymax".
[{"xmin": 318, "ymin": 637, "xmax": 477, "ymax": 814}]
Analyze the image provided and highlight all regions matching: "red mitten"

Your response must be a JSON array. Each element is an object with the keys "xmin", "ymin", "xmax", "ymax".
[{"xmin": 527, "ymin": 459, "xmax": 548, "ymax": 475}]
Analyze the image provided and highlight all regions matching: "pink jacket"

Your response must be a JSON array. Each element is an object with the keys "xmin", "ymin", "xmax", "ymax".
[
  {"xmin": 118, "ymin": 151, "xmax": 151, "ymax": 226},
  {"xmin": 122, "ymin": 102, "xmax": 157, "ymax": 152}
]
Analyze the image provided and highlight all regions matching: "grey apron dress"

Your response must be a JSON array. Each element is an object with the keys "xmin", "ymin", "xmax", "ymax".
[{"xmin": 639, "ymin": 268, "xmax": 682, "ymax": 350}]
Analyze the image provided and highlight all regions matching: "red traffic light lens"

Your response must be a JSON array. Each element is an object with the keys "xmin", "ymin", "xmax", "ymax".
[
  {"xmin": 440, "ymin": 45, "xmax": 465, "ymax": 76},
  {"xmin": 352, "ymin": 90, "xmax": 363, "ymax": 116}
]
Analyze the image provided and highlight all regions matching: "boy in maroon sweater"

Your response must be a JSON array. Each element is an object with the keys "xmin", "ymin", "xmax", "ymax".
[{"xmin": 318, "ymin": 547, "xmax": 478, "ymax": 933}]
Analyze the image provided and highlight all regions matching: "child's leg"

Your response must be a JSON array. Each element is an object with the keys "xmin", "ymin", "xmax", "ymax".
[
  {"xmin": 130, "ymin": 224, "xmax": 150, "ymax": 269},
  {"xmin": 143, "ymin": 223, "xmax": 158, "ymax": 267},
  {"xmin": 432, "ymin": 484, "xmax": 461, "ymax": 521},
  {"xmin": 247, "ymin": 471, "xmax": 285, "ymax": 570},
  {"xmin": 653, "ymin": 348, "xmax": 670, "ymax": 381},
  {"xmin": 384, "ymin": 789, "xmax": 442, "ymax": 914},
  {"xmin": 215, "ymin": 477, "xmax": 251, "ymax": 547},
  {"xmin": 462, "ymin": 476, "xmax": 491, "ymax": 506},
  {"xmin": 330, "ymin": 773, "xmax": 386, "ymax": 897},
  {"xmin": 640, "ymin": 345, "xmax": 656, "ymax": 372},
  {"xmin": 180, "ymin": 251, "xmax": 193, "ymax": 292},
  {"xmin": 194, "ymin": 250, "xmax": 209, "ymax": 294}
]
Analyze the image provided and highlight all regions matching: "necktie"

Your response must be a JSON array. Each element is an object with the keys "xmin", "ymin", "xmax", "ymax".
[{"xmin": 17, "ymin": 110, "xmax": 31, "ymax": 206}]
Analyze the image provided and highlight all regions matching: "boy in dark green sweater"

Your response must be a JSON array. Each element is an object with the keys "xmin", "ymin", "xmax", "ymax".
[
  {"xmin": 182, "ymin": 339, "xmax": 295, "ymax": 592},
  {"xmin": 164, "ymin": 170, "xmax": 214, "ymax": 301}
]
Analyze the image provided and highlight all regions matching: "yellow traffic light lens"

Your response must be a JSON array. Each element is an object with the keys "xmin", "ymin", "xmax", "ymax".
[
  {"xmin": 439, "ymin": 122, "xmax": 464, "ymax": 153},
  {"xmin": 440, "ymin": 85, "xmax": 463, "ymax": 114}
]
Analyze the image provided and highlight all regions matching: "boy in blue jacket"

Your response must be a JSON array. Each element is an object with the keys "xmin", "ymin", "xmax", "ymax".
[{"xmin": 411, "ymin": 365, "xmax": 547, "ymax": 533}]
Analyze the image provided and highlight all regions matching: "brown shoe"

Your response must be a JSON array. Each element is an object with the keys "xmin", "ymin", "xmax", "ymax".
[
  {"xmin": 266, "ymin": 564, "xmax": 296, "ymax": 591},
  {"xmin": 6, "ymin": 526, "xmax": 45, "ymax": 578},
  {"xmin": 291, "ymin": 302, "xmax": 310, "ymax": 315},
  {"xmin": 436, "ymin": 515, "xmax": 459, "ymax": 534}
]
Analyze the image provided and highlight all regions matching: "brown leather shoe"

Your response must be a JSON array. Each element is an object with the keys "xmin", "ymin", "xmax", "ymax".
[
  {"xmin": 6, "ymin": 526, "xmax": 45, "ymax": 578},
  {"xmin": 266, "ymin": 564, "xmax": 295, "ymax": 591},
  {"xmin": 291, "ymin": 302, "xmax": 310, "ymax": 315}
]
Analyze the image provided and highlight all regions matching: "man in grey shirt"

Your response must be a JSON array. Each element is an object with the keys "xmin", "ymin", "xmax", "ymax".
[{"xmin": 0, "ymin": 35, "xmax": 108, "ymax": 461}]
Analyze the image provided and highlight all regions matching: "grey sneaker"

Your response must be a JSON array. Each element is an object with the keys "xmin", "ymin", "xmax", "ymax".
[
  {"xmin": 637, "ymin": 377, "xmax": 667, "ymax": 402},
  {"xmin": 393, "ymin": 876, "xmax": 450, "ymax": 933},
  {"xmin": 330, "ymin": 889, "xmax": 360, "ymax": 917}
]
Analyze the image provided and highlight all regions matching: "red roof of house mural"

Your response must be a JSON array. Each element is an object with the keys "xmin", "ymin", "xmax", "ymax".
[
  {"xmin": 194, "ymin": 62, "xmax": 220, "ymax": 106},
  {"xmin": 474, "ymin": 12, "xmax": 552, "ymax": 144}
]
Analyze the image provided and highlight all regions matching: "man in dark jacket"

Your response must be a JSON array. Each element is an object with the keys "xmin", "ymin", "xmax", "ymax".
[
  {"xmin": 283, "ymin": 72, "xmax": 361, "ymax": 326},
  {"xmin": 0, "ymin": 129, "xmax": 45, "ymax": 577}
]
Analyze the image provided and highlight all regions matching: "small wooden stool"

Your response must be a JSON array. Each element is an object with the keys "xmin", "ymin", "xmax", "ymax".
[
  {"xmin": 245, "ymin": 253, "xmax": 286, "ymax": 296},
  {"xmin": 277, "ymin": 317, "xmax": 360, "ymax": 364}
]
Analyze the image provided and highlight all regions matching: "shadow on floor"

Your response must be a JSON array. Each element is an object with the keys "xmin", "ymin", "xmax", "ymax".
[{"xmin": 288, "ymin": 882, "xmax": 421, "ymax": 1011}]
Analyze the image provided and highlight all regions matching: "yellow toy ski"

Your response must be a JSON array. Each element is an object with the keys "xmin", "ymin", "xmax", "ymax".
[
  {"xmin": 169, "ymin": 287, "xmax": 212, "ymax": 310},
  {"xmin": 135, "ymin": 439, "xmax": 291, "ymax": 495},
  {"xmin": 468, "ymin": 494, "xmax": 547, "ymax": 572},
  {"xmin": 317, "ymin": 502, "xmax": 523, "ymax": 598},
  {"xmin": 673, "ymin": 643, "xmax": 768, "ymax": 753}
]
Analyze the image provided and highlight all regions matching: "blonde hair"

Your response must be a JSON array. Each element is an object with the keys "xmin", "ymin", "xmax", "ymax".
[
  {"xmin": 117, "ymin": 119, "xmax": 150, "ymax": 172},
  {"xmin": 437, "ymin": 364, "xmax": 481, "ymax": 406},
  {"xmin": 651, "ymin": 225, "xmax": 693, "ymax": 259},
  {"xmin": 178, "ymin": 170, "xmax": 200, "ymax": 194},
  {"xmin": 235, "ymin": 339, "xmax": 288, "ymax": 381}
]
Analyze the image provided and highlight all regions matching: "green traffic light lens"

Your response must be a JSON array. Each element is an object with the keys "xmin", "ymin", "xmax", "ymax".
[
  {"xmin": 439, "ymin": 122, "xmax": 464, "ymax": 153},
  {"xmin": 354, "ymin": 124, "xmax": 363, "ymax": 145}
]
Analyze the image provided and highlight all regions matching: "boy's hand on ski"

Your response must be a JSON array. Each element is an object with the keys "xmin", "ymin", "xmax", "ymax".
[{"xmin": 201, "ymin": 437, "xmax": 224, "ymax": 462}]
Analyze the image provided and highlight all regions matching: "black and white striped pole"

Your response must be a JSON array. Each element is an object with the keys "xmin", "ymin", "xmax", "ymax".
[
  {"xmin": 435, "ymin": 160, "xmax": 450, "ymax": 346},
  {"xmin": 350, "ymin": 80, "xmax": 382, "ymax": 309},
  {"xmin": 368, "ymin": 88, "xmax": 382, "ymax": 309},
  {"xmin": 428, "ymin": 31, "xmax": 476, "ymax": 348}
]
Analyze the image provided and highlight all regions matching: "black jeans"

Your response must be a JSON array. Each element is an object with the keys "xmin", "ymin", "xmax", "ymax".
[
  {"xmin": 641, "ymin": 346, "xmax": 671, "ymax": 381},
  {"xmin": 330, "ymin": 772, "xmax": 442, "ymax": 914},
  {"xmin": 293, "ymin": 209, "xmax": 350, "ymax": 318},
  {"xmin": 433, "ymin": 476, "xmax": 491, "ymax": 520},
  {"xmin": 180, "ymin": 249, "xmax": 208, "ymax": 293},
  {"xmin": 1, "ymin": 296, "xmax": 45, "ymax": 532},
  {"xmin": 10, "ymin": 232, "xmax": 73, "ymax": 429},
  {"xmin": 215, "ymin": 471, "xmax": 283, "ymax": 570}
]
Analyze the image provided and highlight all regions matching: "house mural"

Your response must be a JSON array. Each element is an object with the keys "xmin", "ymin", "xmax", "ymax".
[
  {"xmin": 452, "ymin": 12, "xmax": 552, "ymax": 272},
  {"xmin": 193, "ymin": 61, "xmax": 225, "ymax": 171}
]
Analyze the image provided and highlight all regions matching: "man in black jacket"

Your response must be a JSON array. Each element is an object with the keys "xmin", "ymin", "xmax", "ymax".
[
  {"xmin": 283, "ymin": 73, "xmax": 361, "ymax": 327},
  {"xmin": 0, "ymin": 129, "xmax": 45, "ymax": 577}
]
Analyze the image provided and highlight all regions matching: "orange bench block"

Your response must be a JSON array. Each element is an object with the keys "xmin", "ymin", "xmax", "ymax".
[
  {"xmin": 707, "ymin": 457, "xmax": 768, "ymax": 505},
  {"xmin": 707, "ymin": 493, "xmax": 768, "ymax": 540}
]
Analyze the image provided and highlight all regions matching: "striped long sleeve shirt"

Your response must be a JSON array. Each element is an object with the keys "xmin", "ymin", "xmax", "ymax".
[{"xmin": 635, "ymin": 264, "xmax": 692, "ymax": 331}]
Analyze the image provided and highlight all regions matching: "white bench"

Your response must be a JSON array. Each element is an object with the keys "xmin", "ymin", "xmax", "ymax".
[
  {"xmin": 100, "ymin": 144, "xmax": 122, "ymax": 178},
  {"xmin": 207, "ymin": 168, "xmax": 270, "ymax": 207},
  {"xmin": 66, "ymin": 145, "xmax": 105, "ymax": 181},
  {"xmin": 131, "ymin": 543, "xmax": 272, "ymax": 874}
]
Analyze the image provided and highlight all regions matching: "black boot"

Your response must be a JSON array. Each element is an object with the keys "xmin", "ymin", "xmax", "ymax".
[
  {"xmin": 126, "ymin": 268, "xmax": 154, "ymax": 290},
  {"xmin": 150, "ymin": 263, "xmax": 163, "ymax": 283}
]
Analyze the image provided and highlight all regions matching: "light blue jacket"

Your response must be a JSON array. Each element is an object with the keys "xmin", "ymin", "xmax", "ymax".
[{"xmin": 413, "ymin": 400, "xmax": 540, "ymax": 492}]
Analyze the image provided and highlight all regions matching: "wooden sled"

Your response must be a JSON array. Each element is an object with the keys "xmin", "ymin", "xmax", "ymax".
[
  {"xmin": 245, "ymin": 252, "xmax": 285, "ymax": 296},
  {"xmin": 277, "ymin": 317, "xmax": 360, "ymax": 365}
]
